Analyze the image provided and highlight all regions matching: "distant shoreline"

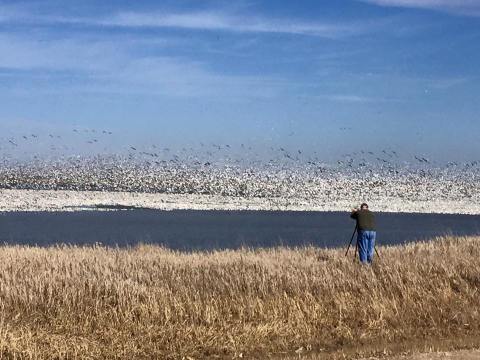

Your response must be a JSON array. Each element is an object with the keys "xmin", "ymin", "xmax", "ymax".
[{"xmin": 1, "ymin": 189, "xmax": 478, "ymax": 214}]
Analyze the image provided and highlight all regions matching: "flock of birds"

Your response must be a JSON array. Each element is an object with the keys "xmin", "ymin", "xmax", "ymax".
[{"xmin": 0, "ymin": 127, "xmax": 479, "ymax": 203}]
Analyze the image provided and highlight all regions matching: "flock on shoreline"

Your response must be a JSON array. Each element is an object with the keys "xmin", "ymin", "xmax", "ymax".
[
  {"xmin": 0, "ymin": 155, "xmax": 478, "ymax": 206},
  {"xmin": 1, "ymin": 128, "xmax": 479, "ymax": 204}
]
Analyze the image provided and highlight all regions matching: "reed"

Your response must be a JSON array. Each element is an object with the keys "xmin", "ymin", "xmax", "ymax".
[{"xmin": 0, "ymin": 236, "xmax": 479, "ymax": 359}]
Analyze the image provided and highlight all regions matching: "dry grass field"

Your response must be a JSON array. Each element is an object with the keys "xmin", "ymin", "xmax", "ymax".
[{"xmin": 0, "ymin": 236, "xmax": 479, "ymax": 359}]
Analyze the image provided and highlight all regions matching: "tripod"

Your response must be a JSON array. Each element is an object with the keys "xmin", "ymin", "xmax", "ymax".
[
  {"xmin": 345, "ymin": 224, "xmax": 358, "ymax": 258},
  {"xmin": 345, "ymin": 225, "xmax": 380, "ymax": 259}
]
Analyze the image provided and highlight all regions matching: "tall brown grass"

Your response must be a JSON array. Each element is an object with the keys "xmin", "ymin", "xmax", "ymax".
[{"xmin": 0, "ymin": 236, "xmax": 479, "ymax": 359}]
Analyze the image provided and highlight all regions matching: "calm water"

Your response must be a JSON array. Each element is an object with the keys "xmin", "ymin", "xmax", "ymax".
[{"xmin": 0, "ymin": 210, "xmax": 479, "ymax": 250}]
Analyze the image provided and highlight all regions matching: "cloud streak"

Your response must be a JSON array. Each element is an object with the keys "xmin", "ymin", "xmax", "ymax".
[
  {"xmin": 97, "ymin": 11, "xmax": 366, "ymax": 38},
  {"xmin": 358, "ymin": 0, "xmax": 480, "ymax": 16},
  {"xmin": 312, "ymin": 93, "xmax": 404, "ymax": 103},
  {"xmin": 0, "ymin": 5, "xmax": 382, "ymax": 99},
  {"xmin": 0, "ymin": 5, "xmax": 372, "ymax": 39},
  {"xmin": 0, "ymin": 31, "xmax": 287, "ymax": 100}
]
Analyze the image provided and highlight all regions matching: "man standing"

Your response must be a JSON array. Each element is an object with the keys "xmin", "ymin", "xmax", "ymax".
[{"xmin": 350, "ymin": 203, "xmax": 376, "ymax": 264}]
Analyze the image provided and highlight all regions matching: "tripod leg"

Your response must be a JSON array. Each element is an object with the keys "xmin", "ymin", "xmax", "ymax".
[
  {"xmin": 355, "ymin": 238, "xmax": 358, "ymax": 259},
  {"xmin": 345, "ymin": 225, "xmax": 357, "ymax": 257}
]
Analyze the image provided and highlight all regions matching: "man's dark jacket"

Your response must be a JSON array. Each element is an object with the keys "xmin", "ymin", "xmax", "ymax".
[{"xmin": 350, "ymin": 209, "xmax": 376, "ymax": 231}]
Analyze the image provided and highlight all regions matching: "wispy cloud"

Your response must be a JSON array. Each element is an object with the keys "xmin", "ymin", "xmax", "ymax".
[
  {"xmin": 97, "ymin": 56, "xmax": 287, "ymax": 99},
  {"xmin": 0, "ymin": 4, "xmax": 380, "ymax": 99},
  {"xmin": 0, "ymin": 31, "xmax": 287, "ymax": 100},
  {"xmin": 97, "ymin": 11, "xmax": 366, "ymax": 38},
  {"xmin": 358, "ymin": 0, "xmax": 480, "ymax": 16},
  {"xmin": 315, "ymin": 93, "xmax": 403, "ymax": 103},
  {"xmin": 322, "ymin": 94, "xmax": 379, "ymax": 103},
  {"xmin": 0, "ymin": 4, "xmax": 373, "ymax": 39},
  {"xmin": 427, "ymin": 76, "xmax": 470, "ymax": 89},
  {"xmin": 0, "ymin": 3, "xmax": 474, "ymax": 104}
]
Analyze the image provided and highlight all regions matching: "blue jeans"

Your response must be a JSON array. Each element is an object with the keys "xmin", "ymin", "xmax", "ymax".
[{"xmin": 357, "ymin": 230, "xmax": 376, "ymax": 264}]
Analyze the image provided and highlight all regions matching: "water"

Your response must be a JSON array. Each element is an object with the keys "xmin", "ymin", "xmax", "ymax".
[{"xmin": 0, "ymin": 210, "xmax": 479, "ymax": 250}]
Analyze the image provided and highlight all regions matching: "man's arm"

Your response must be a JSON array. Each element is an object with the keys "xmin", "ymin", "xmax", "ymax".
[{"xmin": 350, "ymin": 209, "xmax": 358, "ymax": 219}]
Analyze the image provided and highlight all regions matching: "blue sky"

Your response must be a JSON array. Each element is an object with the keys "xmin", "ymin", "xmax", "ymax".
[{"xmin": 0, "ymin": 0, "xmax": 479, "ymax": 162}]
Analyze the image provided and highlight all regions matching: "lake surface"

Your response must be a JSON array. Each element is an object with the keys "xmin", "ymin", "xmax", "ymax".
[{"xmin": 0, "ymin": 210, "xmax": 479, "ymax": 250}]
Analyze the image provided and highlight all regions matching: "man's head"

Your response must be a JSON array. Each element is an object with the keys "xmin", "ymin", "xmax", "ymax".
[{"xmin": 360, "ymin": 203, "xmax": 369, "ymax": 210}]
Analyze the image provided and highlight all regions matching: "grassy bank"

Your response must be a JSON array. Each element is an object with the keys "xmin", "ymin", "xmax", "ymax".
[{"xmin": 0, "ymin": 237, "xmax": 479, "ymax": 359}]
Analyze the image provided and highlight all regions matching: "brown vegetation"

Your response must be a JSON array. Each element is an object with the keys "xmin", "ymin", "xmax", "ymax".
[{"xmin": 0, "ymin": 236, "xmax": 479, "ymax": 359}]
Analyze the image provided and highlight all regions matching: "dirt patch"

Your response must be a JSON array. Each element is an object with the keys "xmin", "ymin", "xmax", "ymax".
[
  {"xmin": 279, "ymin": 336, "xmax": 480, "ymax": 359},
  {"xmin": 385, "ymin": 349, "xmax": 480, "ymax": 359}
]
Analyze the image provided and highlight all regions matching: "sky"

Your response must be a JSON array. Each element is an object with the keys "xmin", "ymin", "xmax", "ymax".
[{"xmin": 0, "ymin": 0, "xmax": 479, "ymax": 162}]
